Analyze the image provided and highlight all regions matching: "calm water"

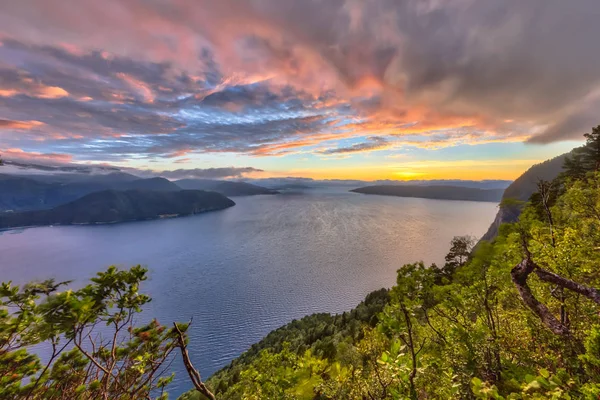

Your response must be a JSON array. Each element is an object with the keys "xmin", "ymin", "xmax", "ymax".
[{"xmin": 0, "ymin": 189, "xmax": 497, "ymax": 396}]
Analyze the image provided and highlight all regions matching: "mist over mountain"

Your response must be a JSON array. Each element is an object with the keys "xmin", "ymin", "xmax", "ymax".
[
  {"xmin": 175, "ymin": 179, "xmax": 278, "ymax": 196},
  {"xmin": 0, "ymin": 159, "xmax": 513, "ymax": 213}
]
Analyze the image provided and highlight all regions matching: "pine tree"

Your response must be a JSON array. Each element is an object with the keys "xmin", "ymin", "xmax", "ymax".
[
  {"xmin": 582, "ymin": 125, "xmax": 600, "ymax": 170},
  {"xmin": 563, "ymin": 125, "xmax": 600, "ymax": 179},
  {"xmin": 441, "ymin": 235, "xmax": 474, "ymax": 277},
  {"xmin": 563, "ymin": 149, "xmax": 586, "ymax": 179}
]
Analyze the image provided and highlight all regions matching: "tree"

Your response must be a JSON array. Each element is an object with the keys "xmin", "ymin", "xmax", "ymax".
[
  {"xmin": 0, "ymin": 266, "xmax": 215, "ymax": 400},
  {"xmin": 582, "ymin": 125, "xmax": 600, "ymax": 171},
  {"xmin": 564, "ymin": 124, "xmax": 600, "ymax": 177},
  {"xmin": 563, "ymin": 149, "xmax": 586, "ymax": 180},
  {"xmin": 441, "ymin": 235, "xmax": 475, "ymax": 277}
]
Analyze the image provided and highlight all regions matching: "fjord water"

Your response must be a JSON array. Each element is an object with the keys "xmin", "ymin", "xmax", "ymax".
[{"xmin": 0, "ymin": 188, "xmax": 497, "ymax": 395}]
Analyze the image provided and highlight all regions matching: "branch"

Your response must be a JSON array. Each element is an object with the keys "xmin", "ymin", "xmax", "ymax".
[
  {"xmin": 534, "ymin": 267, "xmax": 600, "ymax": 304},
  {"xmin": 510, "ymin": 258, "xmax": 569, "ymax": 336},
  {"xmin": 73, "ymin": 328, "xmax": 112, "ymax": 375},
  {"xmin": 173, "ymin": 322, "xmax": 216, "ymax": 400}
]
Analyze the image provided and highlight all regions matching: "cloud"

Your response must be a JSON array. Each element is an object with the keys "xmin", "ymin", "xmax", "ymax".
[
  {"xmin": 0, "ymin": 149, "xmax": 263, "ymax": 180},
  {"xmin": 137, "ymin": 167, "xmax": 265, "ymax": 180},
  {"xmin": 318, "ymin": 136, "xmax": 391, "ymax": 155},
  {"xmin": 0, "ymin": 0, "xmax": 599, "ymax": 166},
  {"xmin": 0, "ymin": 119, "xmax": 44, "ymax": 130},
  {"xmin": 0, "ymin": 148, "xmax": 73, "ymax": 164}
]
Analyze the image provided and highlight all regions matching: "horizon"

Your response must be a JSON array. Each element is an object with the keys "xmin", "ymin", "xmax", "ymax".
[
  {"xmin": 0, "ymin": 158, "xmax": 514, "ymax": 186},
  {"xmin": 1, "ymin": 1, "xmax": 595, "ymax": 181}
]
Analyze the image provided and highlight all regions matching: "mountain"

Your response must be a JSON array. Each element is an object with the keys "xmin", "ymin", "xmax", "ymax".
[
  {"xmin": 350, "ymin": 185, "xmax": 504, "ymax": 202},
  {"xmin": 0, "ymin": 174, "xmax": 56, "ymax": 211},
  {"xmin": 0, "ymin": 174, "xmax": 180, "ymax": 212},
  {"xmin": 0, "ymin": 189, "xmax": 235, "ymax": 229},
  {"xmin": 113, "ymin": 177, "xmax": 179, "ymax": 191},
  {"xmin": 174, "ymin": 179, "xmax": 278, "ymax": 196},
  {"xmin": 203, "ymin": 288, "xmax": 391, "ymax": 396},
  {"xmin": 11, "ymin": 171, "xmax": 140, "ymax": 185},
  {"xmin": 480, "ymin": 152, "xmax": 569, "ymax": 242},
  {"xmin": 247, "ymin": 178, "xmax": 512, "ymax": 190}
]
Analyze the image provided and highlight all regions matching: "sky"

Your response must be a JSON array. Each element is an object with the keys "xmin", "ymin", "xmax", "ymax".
[{"xmin": 0, "ymin": 0, "xmax": 597, "ymax": 181}]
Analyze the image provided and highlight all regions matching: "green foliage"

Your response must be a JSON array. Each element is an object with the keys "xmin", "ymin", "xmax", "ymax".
[
  {"xmin": 8, "ymin": 127, "xmax": 600, "ymax": 399},
  {"xmin": 186, "ymin": 128, "xmax": 600, "ymax": 399},
  {"xmin": 441, "ymin": 235, "xmax": 475, "ymax": 278},
  {"xmin": 0, "ymin": 265, "xmax": 188, "ymax": 399},
  {"xmin": 203, "ymin": 289, "xmax": 391, "ymax": 398},
  {"xmin": 564, "ymin": 125, "xmax": 600, "ymax": 175}
]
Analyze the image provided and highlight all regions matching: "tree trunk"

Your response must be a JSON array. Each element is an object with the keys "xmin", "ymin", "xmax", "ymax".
[{"xmin": 510, "ymin": 258, "xmax": 570, "ymax": 336}]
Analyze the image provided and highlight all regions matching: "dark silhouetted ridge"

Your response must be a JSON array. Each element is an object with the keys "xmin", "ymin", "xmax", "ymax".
[
  {"xmin": 0, "ymin": 189, "xmax": 235, "ymax": 229},
  {"xmin": 350, "ymin": 185, "xmax": 503, "ymax": 202}
]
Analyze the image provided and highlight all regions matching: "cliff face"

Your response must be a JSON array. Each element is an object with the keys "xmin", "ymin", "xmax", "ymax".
[
  {"xmin": 479, "ymin": 152, "xmax": 570, "ymax": 242},
  {"xmin": 479, "ymin": 202, "xmax": 522, "ymax": 242}
]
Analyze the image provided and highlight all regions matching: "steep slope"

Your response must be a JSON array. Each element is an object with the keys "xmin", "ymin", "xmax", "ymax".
[
  {"xmin": 175, "ymin": 179, "xmax": 278, "ymax": 196},
  {"xmin": 0, "ymin": 189, "xmax": 235, "ymax": 229},
  {"xmin": 480, "ymin": 152, "xmax": 569, "ymax": 242},
  {"xmin": 0, "ymin": 174, "xmax": 57, "ymax": 211},
  {"xmin": 202, "ymin": 289, "xmax": 391, "ymax": 397},
  {"xmin": 113, "ymin": 177, "xmax": 180, "ymax": 191},
  {"xmin": 350, "ymin": 185, "xmax": 504, "ymax": 202},
  {"xmin": 0, "ymin": 175, "xmax": 180, "ymax": 211}
]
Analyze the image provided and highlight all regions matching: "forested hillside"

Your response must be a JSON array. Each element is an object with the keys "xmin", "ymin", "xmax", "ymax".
[
  {"xmin": 0, "ymin": 189, "xmax": 235, "ymax": 229},
  {"xmin": 0, "ymin": 174, "xmax": 180, "ymax": 211},
  {"xmin": 480, "ymin": 152, "xmax": 570, "ymax": 242},
  {"xmin": 180, "ymin": 127, "xmax": 600, "ymax": 399}
]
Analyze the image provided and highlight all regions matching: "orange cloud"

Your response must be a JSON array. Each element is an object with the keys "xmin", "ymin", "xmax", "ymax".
[
  {"xmin": 0, "ymin": 148, "xmax": 73, "ymax": 164},
  {"xmin": 0, "ymin": 83, "xmax": 69, "ymax": 99},
  {"xmin": 0, "ymin": 119, "xmax": 45, "ymax": 130},
  {"xmin": 37, "ymin": 85, "xmax": 69, "ymax": 99},
  {"xmin": 117, "ymin": 73, "xmax": 155, "ymax": 103}
]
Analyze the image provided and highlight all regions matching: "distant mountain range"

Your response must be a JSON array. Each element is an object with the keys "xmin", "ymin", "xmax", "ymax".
[
  {"xmin": 0, "ymin": 190, "xmax": 235, "ymax": 230},
  {"xmin": 350, "ymin": 185, "xmax": 504, "ymax": 202},
  {"xmin": 0, "ymin": 174, "xmax": 179, "ymax": 211},
  {"xmin": 249, "ymin": 177, "xmax": 512, "ymax": 190},
  {"xmin": 175, "ymin": 179, "xmax": 279, "ymax": 196},
  {"xmin": 0, "ymin": 174, "xmax": 276, "ymax": 212}
]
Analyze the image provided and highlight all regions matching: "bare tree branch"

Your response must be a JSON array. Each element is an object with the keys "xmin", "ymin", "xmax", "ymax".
[
  {"xmin": 173, "ymin": 322, "xmax": 216, "ymax": 400},
  {"xmin": 535, "ymin": 267, "xmax": 600, "ymax": 304},
  {"xmin": 511, "ymin": 258, "xmax": 570, "ymax": 336}
]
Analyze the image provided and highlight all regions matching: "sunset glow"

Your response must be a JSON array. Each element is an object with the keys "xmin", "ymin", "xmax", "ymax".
[{"xmin": 0, "ymin": 1, "xmax": 594, "ymax": 180}]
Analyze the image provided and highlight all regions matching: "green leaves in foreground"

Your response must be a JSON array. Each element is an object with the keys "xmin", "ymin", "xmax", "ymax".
[{"xmin": 0, "ymin": 265, "xmax": 186, "ymax": 399}]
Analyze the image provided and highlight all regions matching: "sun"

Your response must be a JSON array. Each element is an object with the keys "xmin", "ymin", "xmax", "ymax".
[{"xmin": 394, "ymin": 170, "xmax": 426, "ymax": 179}]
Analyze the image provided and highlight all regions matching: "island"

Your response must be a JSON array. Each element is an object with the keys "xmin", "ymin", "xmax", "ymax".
[
  {"xmin": 350, "ymin": 185, "xmax": 504, "ymax": 202},
  {"xmin": 0, "ymin": 189, "xmax": 235, "ymax": 229}
]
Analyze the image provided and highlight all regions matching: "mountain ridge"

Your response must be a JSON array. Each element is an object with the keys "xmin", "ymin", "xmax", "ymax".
[
  {"xmin": 350, "ymin": 185, "xmax": 504, "ymax": 202},
  {"xmin": 479, "ymin": 152, "xmax": 570, "ymax": 242},
  {"xmin": 0, "ymin": 189, "xmax": 235, "ymax": 230}
]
